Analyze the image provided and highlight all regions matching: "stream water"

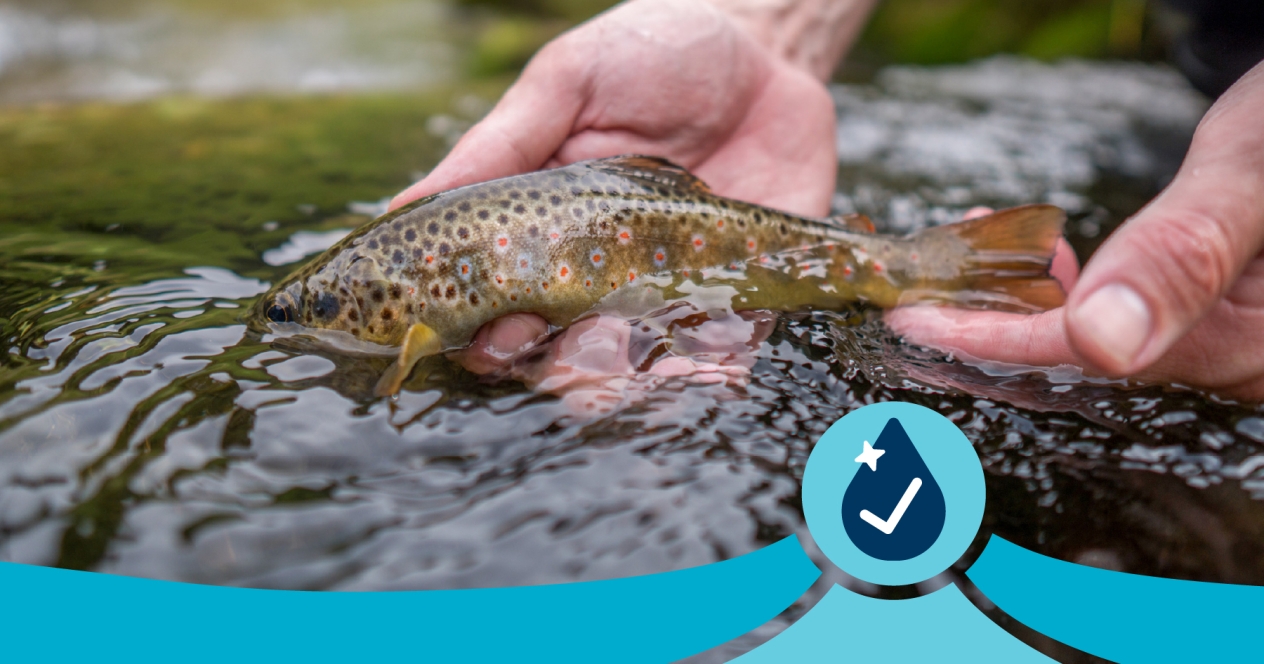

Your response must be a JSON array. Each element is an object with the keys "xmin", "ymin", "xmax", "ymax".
[{"xmin": 1, "ymin": 2, "xmax": 1261, "ymax": 660}]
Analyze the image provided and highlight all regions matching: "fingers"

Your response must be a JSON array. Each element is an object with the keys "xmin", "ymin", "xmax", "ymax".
[
  {"xmin": 389, "ymin": 42, "xmax": 588, "ymax": 210},
  {"xmin": 1062, "ymin": 61, "xmax": 1264, "ymax": 375},
  {"xmin": 450, "ymin": 313, "xmax": 551, "ymax": 375}
]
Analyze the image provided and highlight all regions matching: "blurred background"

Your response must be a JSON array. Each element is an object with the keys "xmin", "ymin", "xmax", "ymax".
[{"xmin": 0, "ymin": 0, "xmax": 1178, "ymax": 104}]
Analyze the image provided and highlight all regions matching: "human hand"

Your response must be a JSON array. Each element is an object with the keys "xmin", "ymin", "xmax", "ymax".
[
  {"xmin": 887, "ymin": 61, "xmax": 1264, "ymax": 400},
  {"xmin": 393, "ymin": 0, "xmax": 841, "ymax": 217},
  {"xmin": 393, "ymin": 0, "xmax": 867, "ymax": 385},
  {"xmin": 452, "ymin": 308, "xmax": 777, "ymax": 413}
]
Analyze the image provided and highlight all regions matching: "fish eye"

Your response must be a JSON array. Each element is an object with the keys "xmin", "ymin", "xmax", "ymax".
[{"xmin": 266, "ymin": 303, "xmax": 293, "ymax": 323}]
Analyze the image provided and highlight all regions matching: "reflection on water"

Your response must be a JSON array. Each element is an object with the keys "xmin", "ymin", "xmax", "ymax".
[{"xmin": 0, "ymin": 14, "xmax": 1261, "ymax": 659}]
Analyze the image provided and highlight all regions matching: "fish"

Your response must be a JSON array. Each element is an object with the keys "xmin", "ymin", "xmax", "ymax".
[{"xmin": 254, "ymin": 155, "xmax": 1066, "ymax": 396}]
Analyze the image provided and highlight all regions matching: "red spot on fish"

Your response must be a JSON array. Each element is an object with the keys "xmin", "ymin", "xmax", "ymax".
[
  {"xmin": 591, "ymin": 253, "xmax": 602, "ymax": 264},
  {"xmin": 584, "ymin": 279, "xmax": 592, "ymax": 287},
  {"xmin": 550, "ymin": 232, "xmax": 559, "ymax": 240},
  {"xmin": 520, "ymin": 259, "xmax": 529, "ymax": 269},
  {"xmin": 461, "ymin": 264, "xmax": 470, "ymax": 275},
  {"xmin": 541, "ymin": 281, "xmax": 549, "ymax": 290},
  {"xmin": 910, "ymin": 252, "xmax": 920, "ymax": 262},
  {"xmin": 759, "ymin": 256, "xmax": 769, "ymax": 264},
  {"xmin": 692, "ymin": 236, "xmax": 704, "ymax": 249},
  {"xmin": 682, "ymin": 270, "xmax": 690, "ymax": 277},
  {"xmin": 716, "ymin": 220, "xmax": 725, "ymax": 229},
  {"xmin": 628, "ymin": 271, "xmax": 636, "ymax": 282},
  {"xmin": 654, "ymin": 251, "xmax": 665, "ymax": 262},
  {"xmin": 495, "ymin": 275, "xmax": 504, "ymax": 284},
  {"xmin": 407, "ymin": 287, "xmax": 416, "ymax": 296},
  {"xmin": 873, "ymin": 261, "xmax": 884, "ymax": 273},
  {"xmin": 425, "ymin": 255, "xmax": 434, "ymax": 264},
  {"xmin": 559, "ymin": 266, "xmax": 569, "ymax": 277},
  {"xmin": 844, "ymin": 265, "xmax": 853, "ymax": 276},
  {"xmin": 525, "ymin": 287, "xmax": 532, "ymax": 294},
  {"xmin": 747, "ymin": 240, "xmax": 756, "ymax": 251},
  {"xmin": 497, "ymin": 237, "xmax": 508, "ymax": 247},
  {"xmin": 619, "ymin": 231, "xmax": 630, "ymax": 241}
]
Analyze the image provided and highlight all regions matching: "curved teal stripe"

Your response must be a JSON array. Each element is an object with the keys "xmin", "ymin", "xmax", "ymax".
[
  {"xmin": 968, "ymin": 535, "xmax": 1264, "ymax": 662},
  {"xmin": 736, "ymin": 582, "xmax": 1050, "ymax": 662},
  {"xmin": 0, "ymin": 535, "xmax": 819, "ymax": 663}
]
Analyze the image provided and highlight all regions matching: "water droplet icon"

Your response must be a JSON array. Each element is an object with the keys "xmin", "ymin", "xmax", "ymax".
[{"xmin": 841, "ymin": 418, "xmax": 947, "ymax": 561}]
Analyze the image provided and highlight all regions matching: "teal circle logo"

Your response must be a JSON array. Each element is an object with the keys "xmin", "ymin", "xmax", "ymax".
[{"xmin": 803, "ymin": 402, "xmax": 985, "ymax": 587}]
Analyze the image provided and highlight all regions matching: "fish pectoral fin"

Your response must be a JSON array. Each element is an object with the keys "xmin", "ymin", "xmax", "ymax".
[
  {"xmin": 829, "ymin": 213, "xmax": 876, "ymax": 233},
  {"xmin": 373, "ymin": 323, "xmax": 443, "ymax": 397},
  {"xmin": 586, "ymin": 155, "xmax": 713, "ymax": 194}
]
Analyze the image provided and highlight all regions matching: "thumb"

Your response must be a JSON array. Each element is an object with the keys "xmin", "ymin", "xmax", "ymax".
[
  {"xmin": 389, "ymin": 43, "xmax": 586, "ymax": 210},
  {"xmin": 1064, "ymin": 62, "xmax": 1264, "ymax": 375}
]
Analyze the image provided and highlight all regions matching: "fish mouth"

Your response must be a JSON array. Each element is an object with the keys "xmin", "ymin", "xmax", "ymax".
[{"xmin": 261, "ymin": 322, "xmax": 399, "ymax": 357}]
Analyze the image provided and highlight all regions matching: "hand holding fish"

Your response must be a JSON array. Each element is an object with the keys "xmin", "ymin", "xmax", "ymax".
[
  {"xmin": 889, "ymin": 61, "xmax": 1264, "ymax": 400},
  {"xmin": 390, "ymin": 0, "xmax": 873, "ymax": 389}
]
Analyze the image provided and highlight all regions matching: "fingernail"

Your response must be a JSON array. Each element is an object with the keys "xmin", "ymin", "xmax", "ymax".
[{"xmin": 1070, "ymin": 283, "xmax": 1152, "ymax": 369}]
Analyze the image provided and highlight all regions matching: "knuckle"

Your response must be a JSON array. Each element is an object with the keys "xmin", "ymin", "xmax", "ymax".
[{"xmin": 1143, "ymin": 211, "xmax": 1236, "ymax": 308}]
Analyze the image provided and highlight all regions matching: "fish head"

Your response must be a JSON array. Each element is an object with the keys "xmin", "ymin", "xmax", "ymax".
[{"xmin": 257, "ymin": 247, "xmax": 410, "ymax": 347}]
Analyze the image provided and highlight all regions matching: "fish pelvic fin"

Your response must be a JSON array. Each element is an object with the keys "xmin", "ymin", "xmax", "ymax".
[
  {"xmin": 374, "ymin": 323, "xmax": 443, "ymax": 397},
  {"xmin": 905, "ymin": 204, "xmax": 1067, "ymax": 313}
]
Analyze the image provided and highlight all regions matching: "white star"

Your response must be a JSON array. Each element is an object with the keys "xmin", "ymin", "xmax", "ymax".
[{"xmin": 855, "ymin": 440, "xmax": 885, "ymax": 472}]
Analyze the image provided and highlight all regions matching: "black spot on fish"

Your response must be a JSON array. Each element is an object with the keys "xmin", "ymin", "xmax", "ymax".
[
  {"xmin": 423, "ymin": 239, "xmax": 434, "ymax": 250},
  {"xmin": 405, "ymin": 229, "xmax": 417, "ymax": 242},
  {"xmin": 404, "ymin": 303, "xmax": 413, "ymax": 314},
  {"xmin": 458, "ymin": 201, "xmax": 471, "ymax": 212},
  {"xmin": 444, "ymin": 211, "xmax": 457, "ymax": 221},
  {"xmin": 550, "ymin": 195, "xmax": 563, "ymax": 206},
  {"xmin": 348, "ymin": 309, "xmax": 359, "ymax": 322},
  {"xmin": 445, "ymin": 285, "xmax": 456, "ymax": 299},
  {"xmin": 499, "ymin": 199, "xmax": 511, "ymax": 209},
  {"xmin": 509, "ymin": 190, "xmax": 521, "ymax": 200},
  {"xmin": 351, "ymin": 328, "xmax": 360, "ymax": 337},
  {"xmin": 569, "ymin": 187, "xmax": 582, "ymax": 196},
  {"xmin": 754, "ymin": 212, "xmax": 764, "ymax": 224},
  {"xmin": 585, "ymin": 199, "xmax": 595, "ymax": 211},
  {"xmin": 428, "ymin": 222, "xmax": 440, "ymax": 235},
  {"xmin": 384, "ymin": 266, "xmax": 394, "ymax": 277},
  {"xmin": 457, "ymin": 227, "xmax": 469, "ymax": 239},
  {"xmin": 430, "ymin": 285, "xmax": 441, "ymax": 298},
  {"xmin": 368, "ymin": 239, "xmax": 379, "ymax": 250},
  {"xmin": 469, "ymin": 292, "xmax": 480, "ymax": 305},
  {"xmin": 389, "ymin": 284, "xmax": 402, "ymax": 299},
  {"xmin": 413, "ymin": 247, "xmax": 424, "ymax": 259},
  {"xmin": 573, "ymin": 208, "xmax": 584, "ymax": 219},
  {"xmin": 393, "ymin": 250, "xmax": 404, "ymax": 263},
  {"xmin": 528, "ymin": 190, "xmax": 540, "ymax": 200},
  {"xmin": 528, "ymin": 226, "xmax": 538, "ymax": 237},
  {"xmin": 381, "ymin": 308, "xmax": 394, "ymax": 321},
  {"xmin": 779, "ymin": 223, "xmax": 787, "ymax": 235},
  {"xmin": 498, "ymin": 214, "xmax": 509, "ymax": 225},
  {"xmin": 514, "ymin": 204, "xmax": 526, "ymax": 214},
  {"xmin": 372, "ymin": 289, "xmax": 385, "ymax": 303},
  {"xmin": 477, "ymin": 209, "xmax": 489, "ymax": 220},
  {"xmin": 536, "ymin": 206, "xmax": 547, "ymax": 216}
]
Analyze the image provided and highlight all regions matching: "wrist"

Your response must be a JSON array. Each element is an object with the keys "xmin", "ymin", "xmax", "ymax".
[{"xmin": 699, "ymin": 0, "xmax": 876, "ymax": 80}]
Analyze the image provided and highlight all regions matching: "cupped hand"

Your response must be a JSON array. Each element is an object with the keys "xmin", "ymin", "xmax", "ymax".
[
  {"xmin": 391, "ymin": 0, "xmax": 838, "ymax": 218},
  {"xmin": 451, "ymin": 308, "xmax": 777, "ymax": 414},
  {"xmin": 392, "ymin": 0, "xmax": 840, "ymax": 387},
  {"xmin": 888, "ymin": 61, "xmax": 1264, "ymax": 400}
]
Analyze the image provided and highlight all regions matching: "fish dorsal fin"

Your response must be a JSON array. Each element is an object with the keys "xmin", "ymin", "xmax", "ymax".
[
  {"xmin": 829, "ymin": 213, "xmax": 875, "ymax": 233},
  {"xmin": 586, "ymin": 155, "xmax": 712, "ymax": 194}
]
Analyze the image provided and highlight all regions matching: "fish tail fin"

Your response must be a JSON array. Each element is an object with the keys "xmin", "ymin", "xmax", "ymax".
[{"xmin": 907, "ymin": 204, "xmax": 1067, "ymax": 312}]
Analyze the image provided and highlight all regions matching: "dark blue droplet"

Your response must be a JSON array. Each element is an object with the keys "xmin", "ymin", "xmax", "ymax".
[{"xmin": 841, "ymin": 418, "xmax": 947, "ymax": 561}]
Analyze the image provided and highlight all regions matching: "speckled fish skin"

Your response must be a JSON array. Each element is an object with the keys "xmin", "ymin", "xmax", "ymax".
[{"xmin": 256, "ymin": 156, "xmax": 1064, "ymax": 354}]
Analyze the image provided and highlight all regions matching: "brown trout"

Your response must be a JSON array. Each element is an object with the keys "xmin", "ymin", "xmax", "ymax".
[{"xmin": 255, "ymin": 156, "xmax": 1066, "ymax": 395}]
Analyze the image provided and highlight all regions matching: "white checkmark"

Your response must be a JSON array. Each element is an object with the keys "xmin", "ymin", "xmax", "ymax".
[{"xmin": 859, "ymin": 477, "xmax": 922, "ymax": 535}]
